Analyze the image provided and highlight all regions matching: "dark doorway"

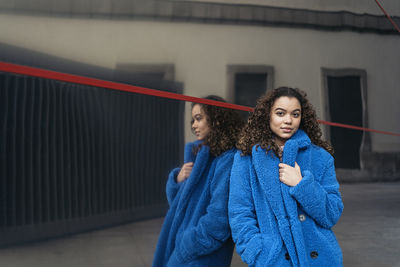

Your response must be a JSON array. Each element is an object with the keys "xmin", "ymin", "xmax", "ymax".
[
  {"xmin": 327, "ymin": 76, "xmax": 363, "ymax": 169},
  {"xmin": 234, "ymin": 73, "xmax": 267, "ymax": 119}
]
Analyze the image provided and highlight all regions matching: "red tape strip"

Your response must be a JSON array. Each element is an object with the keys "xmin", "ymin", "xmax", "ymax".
[
  {"xmin": 1, "ymin": 61, "xmax": 399, "ymax": 137},
  {"xmin": 375, "ymin": 0, "xmax": 400, "ymax": 33},
  {"xmin": 0, "ymin": 62, "xmax": 252, "ymax": 112}
]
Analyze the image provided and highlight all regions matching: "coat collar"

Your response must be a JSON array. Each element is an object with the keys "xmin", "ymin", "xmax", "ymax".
[
  {"xmin": 184, "ymin": 140, "xmax": 203, "ymax": 163},
  {"xmin": 251, "ymin": 129, "xmax": 311, "ymax": 219},
  {"xmin": 281, "ymin": 129, "xmax": 311, "ymax": 167}
]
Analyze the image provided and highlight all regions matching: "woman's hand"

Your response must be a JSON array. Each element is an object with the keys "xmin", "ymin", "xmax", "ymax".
[
  {"xmin": 279, "ymin": 162, "xmax": 302, "ymax": 187},
  {"xmin": 177, "ymin": 162, "xmax": 194, "ymax": 183}
]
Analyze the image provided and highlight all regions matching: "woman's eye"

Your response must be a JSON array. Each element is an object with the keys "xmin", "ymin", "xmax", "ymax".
[
  {"xmin": 276, "ymin": 112, "xmax": 284, "ymax": 116},
  {"xmin": 293, "ymin": 113, "xmax": 300, "ymax": 118}
]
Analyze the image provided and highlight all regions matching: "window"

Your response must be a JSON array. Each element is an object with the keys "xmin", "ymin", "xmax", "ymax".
[
  {"xmin": 322, "ymin": 68, "xmax": 370, "ymax": 169},
  {"xmin": 227, "ymin": 65, "xmax": 274, "ymax": 118}
]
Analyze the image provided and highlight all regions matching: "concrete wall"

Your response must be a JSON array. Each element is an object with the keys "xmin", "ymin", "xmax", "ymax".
[{"xmin": 1, "ymin": 14, "xmax": 399, "ymax": 153}]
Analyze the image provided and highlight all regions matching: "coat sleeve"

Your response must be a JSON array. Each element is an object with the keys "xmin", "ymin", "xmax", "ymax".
[
  {"xmin": 165, "ymin": 167, "xmax": 182, "ymax": 205},
  {"xmin": 228, "ymin": 152, "xmax": 264, "ymax": 266},
  {"xmin": 289, "ymin": 155, "xmax": 343, "ymax": 229},
  {"xmin": 174, "ymin": 150, "xmax": 234, "ymax": 263}
]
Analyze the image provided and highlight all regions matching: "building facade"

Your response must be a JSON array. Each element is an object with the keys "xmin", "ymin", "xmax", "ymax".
[{"xmin": 1, "ymin": 0, "xmax": 399, "ymax": 180}]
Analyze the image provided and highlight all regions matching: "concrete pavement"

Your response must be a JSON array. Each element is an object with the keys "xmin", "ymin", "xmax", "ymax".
[{"xmin": 0, "ymin": 182, "xmax": 399, "ymax": 267}]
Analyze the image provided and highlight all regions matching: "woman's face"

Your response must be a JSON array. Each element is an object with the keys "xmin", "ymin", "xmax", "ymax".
[
  {"xmin": 269, "ymin": 96, "xmax": 301, "ymax": 146},
  {"xmin": 192, "ymin": 104, "xmax": 211, "ymax": 141}
]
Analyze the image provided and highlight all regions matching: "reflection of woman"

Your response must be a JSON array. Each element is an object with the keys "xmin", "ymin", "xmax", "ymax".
[
  {"xmin": 229, "ymin": 87, "xmax": 343, "ymax": 266},
  {"xmin": 153, "ymin": 95, "xmax": 244, "ymax": 267}
]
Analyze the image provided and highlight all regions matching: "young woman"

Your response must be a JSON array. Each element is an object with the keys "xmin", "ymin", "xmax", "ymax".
[
  {"xmin": 153, "ymin": 95, "xmax": 244, "ymax": 267},
  {"xmin": 229, "ymin": 87, "xmax": 343, "ymax": 267}
]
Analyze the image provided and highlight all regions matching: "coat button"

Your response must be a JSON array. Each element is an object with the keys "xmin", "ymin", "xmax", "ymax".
[
  {"xmin": 285, "ymin": 252, "xmax": 290, "ymax": 260},
  {"xmin": 310, "ymin": 251, "xmax": 318, "ymax": 259},
  {"xmin": 298, "ymin": 214, "xmax": 306, "ymax": 222}
]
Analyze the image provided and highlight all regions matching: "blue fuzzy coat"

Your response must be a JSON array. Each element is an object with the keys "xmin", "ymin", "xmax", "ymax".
[
  {"xmin": 152, "ymin": 141, "xmax": 235, "ymax": 267},
  {"xmin": 229, "ymin": 130, "xmax": 343, "ymax": 267}
]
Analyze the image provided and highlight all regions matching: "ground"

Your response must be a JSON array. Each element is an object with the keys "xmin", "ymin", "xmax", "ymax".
[{"xmin": 0, "ymin": 182, "xmax": 399, "ymax": 267}]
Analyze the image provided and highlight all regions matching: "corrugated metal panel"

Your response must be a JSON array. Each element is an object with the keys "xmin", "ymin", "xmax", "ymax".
[{"xmin": 0, "ymin": 72, "xmax": 184, "ymax": 246}]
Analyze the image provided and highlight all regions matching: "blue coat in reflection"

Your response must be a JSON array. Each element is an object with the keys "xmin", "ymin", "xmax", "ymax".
[
  {"xmin": 153, "ymin": 141, "xmax": 235, "ymax": 266},
  {"xmin": 229, "ymin": 130, "xmax": 343, "ymax": 267}
]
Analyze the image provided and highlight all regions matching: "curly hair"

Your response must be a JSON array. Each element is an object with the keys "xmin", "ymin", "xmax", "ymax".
[
  {"xmin": 191, "ymin": 95, "xmax": 244, "ymax": 157},
  {"xmin": 237, "ymin": 87, "xmax": 333, "ymax": 156}
]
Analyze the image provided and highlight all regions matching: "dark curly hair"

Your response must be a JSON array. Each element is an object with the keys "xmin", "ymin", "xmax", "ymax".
[
  {"xmin": 237, "ymin": 87, "xmax": 333, "ymax": 156},
  {"xmin": 191, "ymin": 95, "xmax": 244, "ymax": 157}
]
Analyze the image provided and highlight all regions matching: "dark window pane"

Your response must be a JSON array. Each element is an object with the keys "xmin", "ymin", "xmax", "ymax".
[
  {"xmin": 328, "ymin": 76, "xmax": 363, "ymax": 169},
  {"xmin": 234, "ymin": 73, "xmax": 267, "ymax": 119},
  {"xmin": 234, "ymin": 73, "xmax": 267, "ymax": 107}
]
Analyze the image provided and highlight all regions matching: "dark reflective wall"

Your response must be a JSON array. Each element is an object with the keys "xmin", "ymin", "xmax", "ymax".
[{"xmin": 0, "ymin": 71, "xmax": 184, "ymax": 246}]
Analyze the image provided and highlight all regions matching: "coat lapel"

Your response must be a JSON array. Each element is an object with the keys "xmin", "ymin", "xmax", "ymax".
[
  {"xmin": 160, "ymin": 143, "xmax": 211, "ymax": 262},
  {"xmin": 281, "ymin": 130, "xmax": 312, "ymax": 266},
  {"xmin": 280, "ymin": 129, "xmax": 312, "ymax": 214},
  {"xmin": 252, "ymin": 146, "xmax": 287, "ymax": 221},
  {"xmin": 177, "ymin": 144, "xmax": 211, "ymax": 213},
  {"xmin": 280, "ymin": 130, "xmax": 312, "ymax": 216},
  {"xmin": 251, "ymin": 130, "xmax": 311, "ymax": 220},
  {"xmin": 280, "ymin": 137, "xmax": 300, "ymax": 219},
  {"xmin": 252, "ymin": 130, "xmax": 312, "ymax": 266},
  {"xmin": 252, "ymin": 145, "xmax": 300, "ymax": 266}
]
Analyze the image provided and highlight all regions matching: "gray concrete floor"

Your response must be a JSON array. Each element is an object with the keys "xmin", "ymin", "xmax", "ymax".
[{"xmin": 0, "ymin": 182, "xmax": 400, "ymax": 267}]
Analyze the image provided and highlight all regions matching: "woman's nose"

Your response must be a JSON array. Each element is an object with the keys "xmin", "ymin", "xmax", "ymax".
[{"xmin": 284, "ymin": 115, "xmax": 292, "ymax": 124}]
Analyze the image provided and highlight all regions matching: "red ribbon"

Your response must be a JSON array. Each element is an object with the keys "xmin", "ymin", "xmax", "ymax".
[
  {"xmin": 1, "ymin": 61, "xmax": 399, "ymax": 137},
  {"xmin": 375, "ymin": 0, "xmax": 400, "ymax": 33}
]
